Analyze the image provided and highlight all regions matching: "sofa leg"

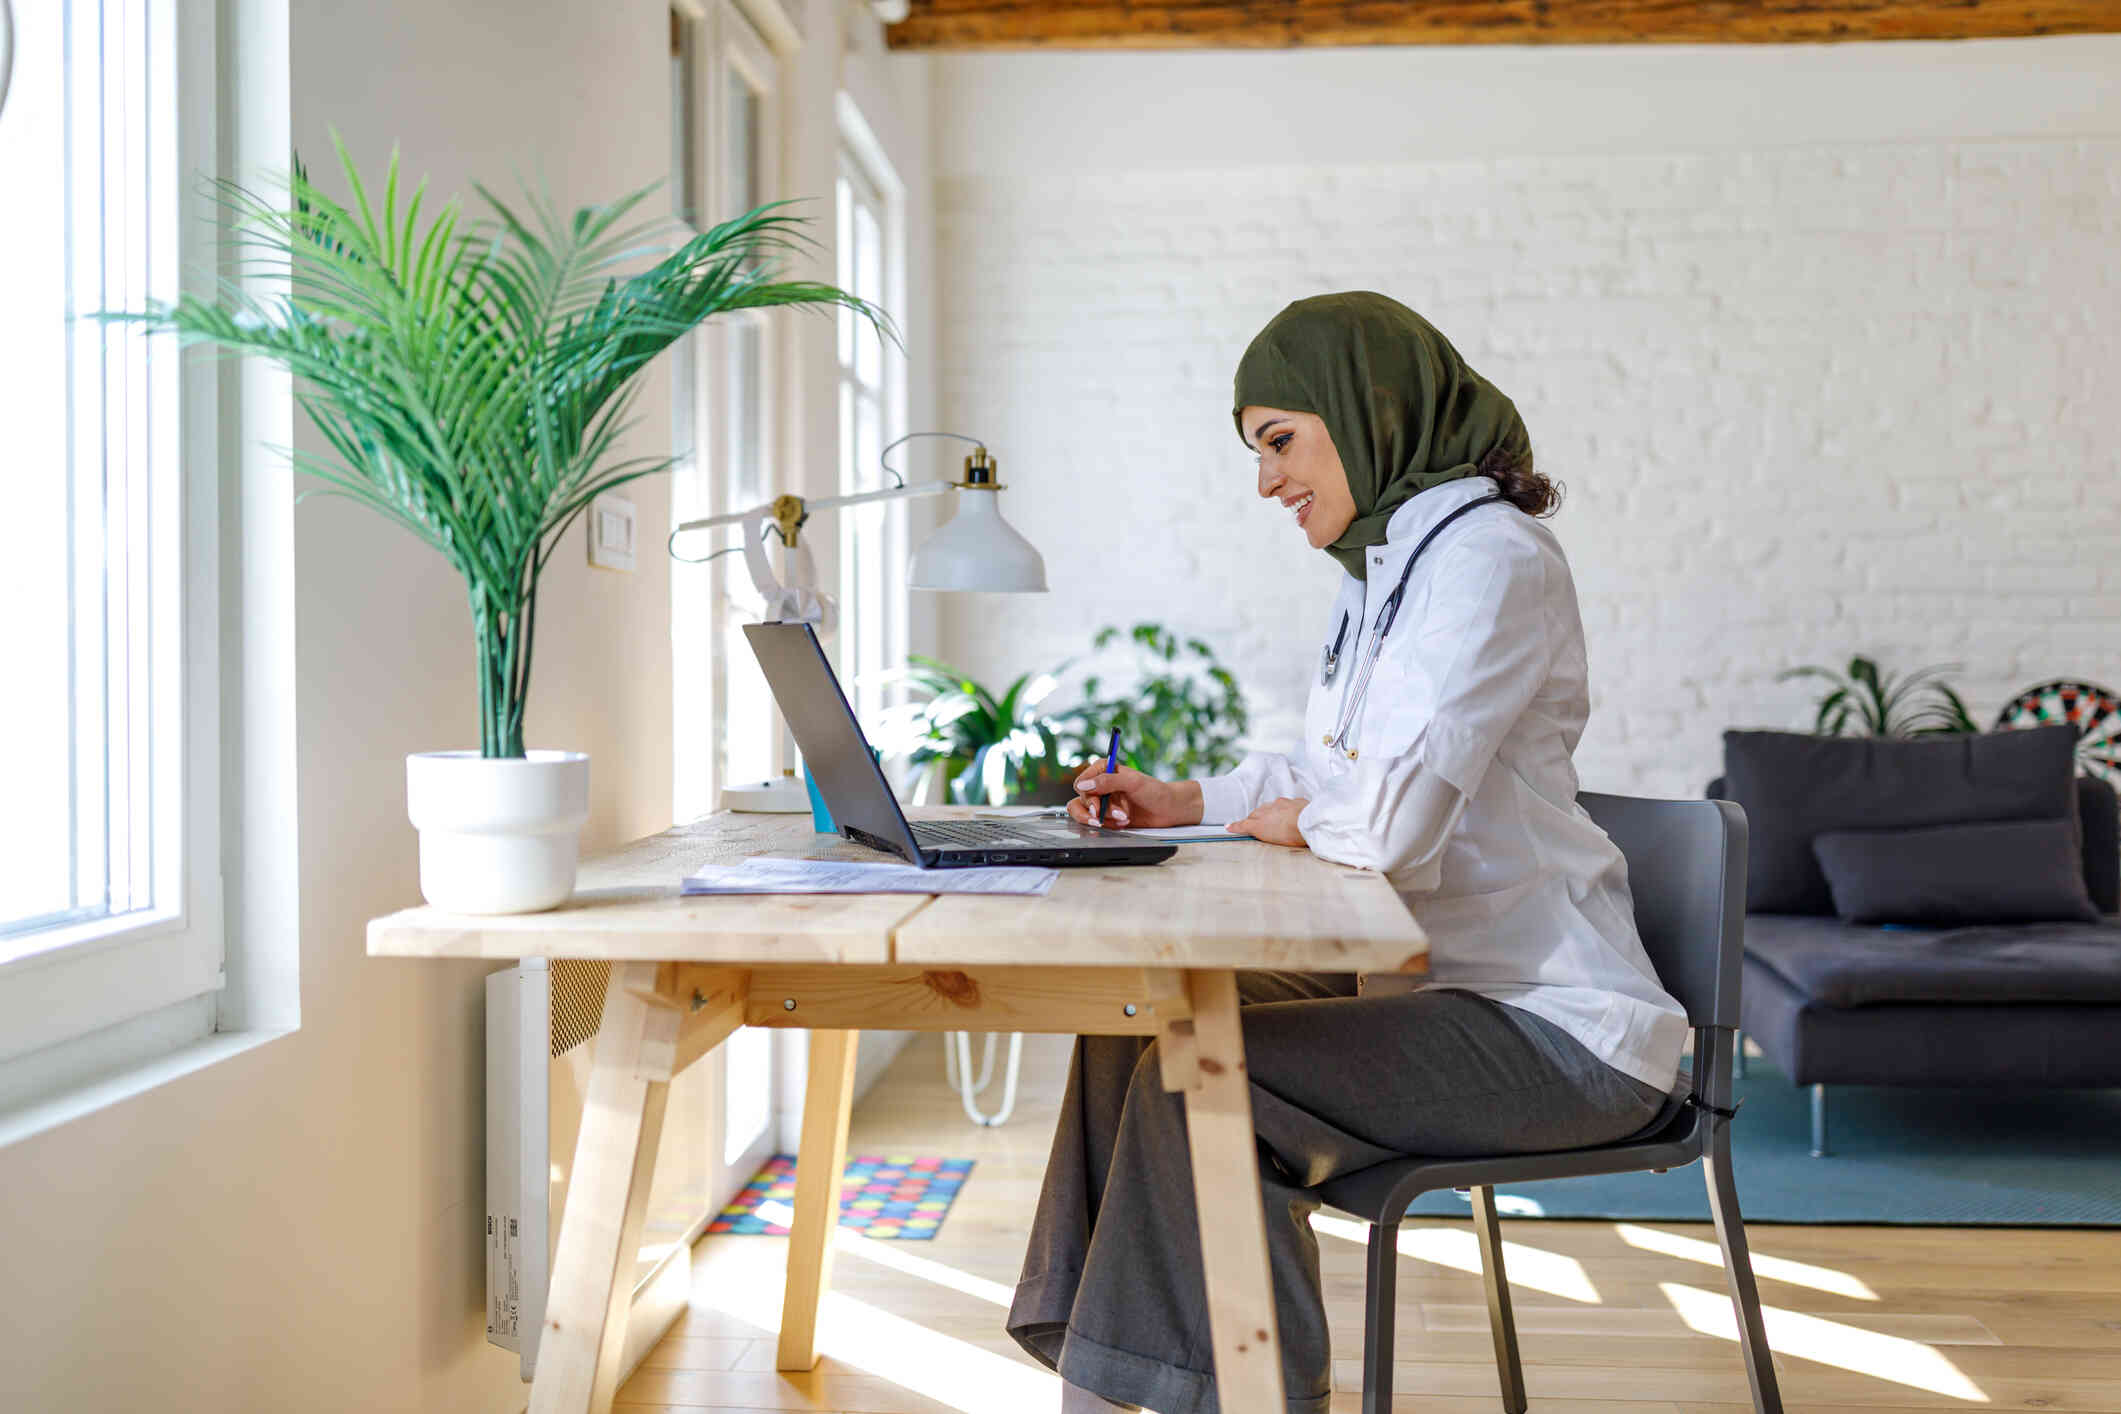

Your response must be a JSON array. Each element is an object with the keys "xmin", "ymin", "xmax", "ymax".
[
  {"xmin": 1734, "ymin": 1032, "xmax": 1747, "ymax": 1081},
  {"xmin": 1810, "ymin": 1084, "xmax": 1828, "ymax": 1158}
]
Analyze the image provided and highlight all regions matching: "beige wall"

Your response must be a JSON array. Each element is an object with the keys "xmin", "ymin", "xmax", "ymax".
[{"xmin": 0, "ymin": 0, "xmax": 677, "ymax": 1409}]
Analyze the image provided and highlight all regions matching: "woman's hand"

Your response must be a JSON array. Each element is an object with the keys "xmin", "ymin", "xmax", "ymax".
[
  {"xmin": 1229, "ymin": 797, "xmax": 1310, "ymax": 849},
  {"xmin": 1067, "ymin": 763, "xmax": 1204, "ymax": 830}
]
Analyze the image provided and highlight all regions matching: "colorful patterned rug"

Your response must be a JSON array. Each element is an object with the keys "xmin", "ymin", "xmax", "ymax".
[{"xmin": 707, "ymin": 1153, "xmax": 975, "ymax": 1240}]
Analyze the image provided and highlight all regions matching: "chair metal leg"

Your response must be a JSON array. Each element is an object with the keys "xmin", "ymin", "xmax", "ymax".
[
  {"xmin": 1470, "ymin": 1185, "xmax": 1528, "ymax": 1414},
  {"xmin": 1362, "ymin": 1221, "xmax": 1399, "ymax": 1414},
  {"xmin": 1704, "ymin": 1132, "xmax": 1785, "ymax": 1414},
  {"xmin": 950, "ymin": 1031, "xmax": 1022, "ymax": 1127},
  {"xmin": 1810, "ymin": 1084, "xmax": 1828, "ymax": 1157}
]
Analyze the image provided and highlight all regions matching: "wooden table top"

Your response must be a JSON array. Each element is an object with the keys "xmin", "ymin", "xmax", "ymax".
[{"xmin": 366, "ymin": 807, "xmax": 1427, "ymax": 974}]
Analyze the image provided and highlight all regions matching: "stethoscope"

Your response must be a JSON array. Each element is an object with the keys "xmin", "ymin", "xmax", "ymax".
[{"xmin": 1321, "ymin": 492, "xmax": 1509, "ymax": 760}]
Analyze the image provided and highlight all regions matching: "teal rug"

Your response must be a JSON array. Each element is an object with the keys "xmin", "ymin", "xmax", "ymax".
[{"xmin": 1401, "ymin": 1060, "xmax": 2121, "ymax": 1226}]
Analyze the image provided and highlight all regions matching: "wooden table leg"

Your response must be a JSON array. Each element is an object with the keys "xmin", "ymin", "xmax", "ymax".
[
  {"xmin": 529, "ymin": 962, "xmax": 684, "ymax": 1414},
  {"xmin": 776, "ymin": 1028, "xmax": 860, "ymax": 1371},
  {"xmin": 1180, "ymin": 970, "xmax": 1286, "ymax": 1414}
]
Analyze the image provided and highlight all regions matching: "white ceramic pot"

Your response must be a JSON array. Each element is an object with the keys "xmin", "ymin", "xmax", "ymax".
[{"xmin": 405, "ymin": 750, "xmax": 590, "ymax": 914}]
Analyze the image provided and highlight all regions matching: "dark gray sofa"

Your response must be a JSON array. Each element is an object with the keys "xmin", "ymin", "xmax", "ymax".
[{"xmin": 1710, "ymin": 773, "xmax": 2121, "ymax": 1155}]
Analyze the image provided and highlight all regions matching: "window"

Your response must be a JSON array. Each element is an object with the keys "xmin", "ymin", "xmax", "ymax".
[
  {"xmin": 670, "ymin": 0, "xmax": 784, "ymax": 824},
  {"xmin": 712, "ymin": 18, "xmax": 781, "ymax": 802},
  {"xmin": 667, "ymin": 0, "xmax": 783, "ymax": 1200},
  {"xmin": 668, "ymin": 4, "xmax": 709, "ymax": 825},
  {"xmin": 0, "ymin": 0, "xmax": 224, "ymax": 1106},
  {"xmin": 835, "ymin": 110, "xmax": 906, "ymax": 732}
]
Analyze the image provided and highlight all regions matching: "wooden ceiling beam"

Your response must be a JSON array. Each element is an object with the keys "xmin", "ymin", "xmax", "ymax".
[{"xmin": 885, "ymin": 1, "xmax": 2121, "ymax": 49}]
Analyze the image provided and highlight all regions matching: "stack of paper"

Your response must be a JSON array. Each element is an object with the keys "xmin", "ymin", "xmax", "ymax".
[
  {"xmin": 682, "ymin": 857, "xmax": 1057, "ymax": 897},
  {"xmin": 1120, "ymin": 825, "xmax": 1251, "ymax": 843}
]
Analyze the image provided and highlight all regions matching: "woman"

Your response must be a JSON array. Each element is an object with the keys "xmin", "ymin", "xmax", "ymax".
[{"xmin": 1006, "ymin": 292, "xmax": 1689, "ymax": 1414}]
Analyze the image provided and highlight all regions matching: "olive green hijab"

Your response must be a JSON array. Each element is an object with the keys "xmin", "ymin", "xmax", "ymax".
[{"xmin": 1233, "ymin": 291, "xmax": 1531, "ymax": 580}]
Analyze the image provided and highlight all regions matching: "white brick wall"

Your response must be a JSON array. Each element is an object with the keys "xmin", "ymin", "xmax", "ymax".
[{"xmin": 932, "ymin": 132, "xmax": 2121, "ymax": 798}]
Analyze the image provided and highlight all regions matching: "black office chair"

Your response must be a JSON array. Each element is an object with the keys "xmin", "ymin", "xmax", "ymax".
[{"xmin": 1318, "ymin": 792, "xmax": 1783, "ymax": 1413}]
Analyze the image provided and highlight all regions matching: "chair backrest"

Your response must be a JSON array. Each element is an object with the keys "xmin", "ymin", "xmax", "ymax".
[{"xmin": 1578, "ymin": 792, "xmax": 1747, "ymax": 1031}]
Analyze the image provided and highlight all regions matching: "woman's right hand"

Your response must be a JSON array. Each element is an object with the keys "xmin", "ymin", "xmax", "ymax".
[{"xmin": 1066, "ymin": 763, "xmax": 1204, "ymax": 830}]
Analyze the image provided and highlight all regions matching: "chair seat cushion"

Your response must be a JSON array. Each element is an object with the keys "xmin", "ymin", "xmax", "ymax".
[{"xmin": 1746, "ymin": 912, "xmax": 2121, "ymax": 1006}]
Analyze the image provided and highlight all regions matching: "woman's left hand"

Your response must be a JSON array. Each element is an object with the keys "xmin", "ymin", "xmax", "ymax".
[{"xmin": 1230, "ymin": 797, "xmax": 1309, "ymax": 849}]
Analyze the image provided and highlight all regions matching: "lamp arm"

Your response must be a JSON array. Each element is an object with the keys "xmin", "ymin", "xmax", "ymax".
[
  {"xmin": 668, "ymin": 477, "xmax": 952, "ymax": 551},
  {"xmin": 1, "ymin": 0, "xmax": 14, "ymax": 120},
  {"xmin": 806, "ymin": 477, "xmax": 955, "ymax": 517}
]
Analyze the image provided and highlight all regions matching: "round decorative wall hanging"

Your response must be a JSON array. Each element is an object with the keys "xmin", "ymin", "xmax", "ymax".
[{"xmin": 1993, "ymin": 680, "xmax": 2121, "ymax": 783}]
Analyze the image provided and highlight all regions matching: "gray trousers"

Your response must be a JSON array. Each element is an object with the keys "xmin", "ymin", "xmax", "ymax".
[{"xmin": 1006, "ymin": 975, "xmax": 1668, "ymax": 1414}]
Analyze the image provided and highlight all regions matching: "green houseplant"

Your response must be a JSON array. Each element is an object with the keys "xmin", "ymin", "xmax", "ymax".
[
  {"xmin": 1779, "ymin": 655, "xmax": 1979, "ymax": 737},
  {"xmin": 1055, "ymin": 623, "xmax": 1251, "ymax": 781},
  {"xmin": 117, "ymin": 142, "xmax": 884, "ymax": 911},
  {"xmin": 871, "ymin": 624, "xmax": 1253, "ymax": 808},
  {"xmin": 869, "ymin": 656, "xmax": 1072, "ymax": 807}
]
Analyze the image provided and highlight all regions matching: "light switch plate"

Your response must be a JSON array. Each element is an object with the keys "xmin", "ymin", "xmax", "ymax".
[{"xmin": 588, "ymin": 494, "xmax": 636, "ymax": 572}]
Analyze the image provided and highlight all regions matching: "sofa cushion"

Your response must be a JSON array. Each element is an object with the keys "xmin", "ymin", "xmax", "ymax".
[
  {"xmin": 1710, "ymin": 769, "xmax": 2119, "ymax": 910},
  {"xmin": 1741, "ymin": 956, "xmax": 2121, "ymax": 1087},
  {"xmin": 1812, "ymin": 819, "xmax": 2101, "ymax": 926},
  {"xmin": 1722, "ymin": 727, "xmax": 2079, "ymax": 915},
  {"xmin": 1745, "ymin": 912, "xmax": 2121, "ymax": 1007}
]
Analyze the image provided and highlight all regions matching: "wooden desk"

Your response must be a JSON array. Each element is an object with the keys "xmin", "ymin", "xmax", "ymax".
[{"xmin": 368, "ymin": 809, "xmax": 1427, "ymax": 1414}]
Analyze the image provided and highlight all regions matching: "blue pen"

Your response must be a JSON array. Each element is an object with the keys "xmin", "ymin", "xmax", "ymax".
[{"xmin": 1097, "ymin": 726, "xmax": 1121, "ymax": 827}]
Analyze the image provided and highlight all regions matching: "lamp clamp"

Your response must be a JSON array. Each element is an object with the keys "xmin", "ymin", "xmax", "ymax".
[{"xmin": 770, "ymin": 493, "xmax": 810, "ymax": 549}]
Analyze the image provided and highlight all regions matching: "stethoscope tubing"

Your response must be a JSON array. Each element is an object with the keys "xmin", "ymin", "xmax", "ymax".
[{"xmin": 1322, "ymin": 492, "xmax": 1509, "ymax": 759}]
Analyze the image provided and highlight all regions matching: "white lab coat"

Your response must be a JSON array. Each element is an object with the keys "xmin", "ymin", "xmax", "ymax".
[{"xmin": 1197, "ymin": 476, "xmax": 1688, "ymax": 1092}]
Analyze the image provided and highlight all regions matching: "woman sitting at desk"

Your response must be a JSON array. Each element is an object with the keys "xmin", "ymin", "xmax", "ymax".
[{"xmin": 1006, "ymin": 291, "xmax": 1688, "ymax": 1414}]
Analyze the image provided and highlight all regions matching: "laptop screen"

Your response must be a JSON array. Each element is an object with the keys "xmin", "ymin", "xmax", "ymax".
[{"xmin": 740, "ymin": 621, "xmax": 925, "ymax": 863}]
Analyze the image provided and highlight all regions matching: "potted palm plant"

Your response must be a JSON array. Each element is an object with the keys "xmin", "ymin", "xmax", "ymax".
[{"xmin": 118, "ymin": 142, "xmax": 884, "ymax": 912}]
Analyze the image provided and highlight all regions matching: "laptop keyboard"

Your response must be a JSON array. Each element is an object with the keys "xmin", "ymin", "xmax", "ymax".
[{"xmin": 912, "ymin": 819, "xmax": 1061, "ymax": 847}]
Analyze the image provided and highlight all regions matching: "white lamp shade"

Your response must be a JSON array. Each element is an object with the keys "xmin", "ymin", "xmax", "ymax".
[{"xmin": 908, "ymin": 487, "xmax": 1048, "ymax": 592}]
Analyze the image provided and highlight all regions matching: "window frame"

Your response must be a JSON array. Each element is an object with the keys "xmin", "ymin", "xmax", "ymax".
[
  {"xmin": 666, "ymin": 0, "xmax": 789, "ymax": 1210},
  {"xmin": 832, "ymin": 94, "xmax": 908, "ymax": 735},
  {"xmin": 0, "ymin": 0, "xmax": 226, "ymax": 1102},
  {"xmin": 670, "ymin": 0, "xmax": 789, "ymax": 824}
]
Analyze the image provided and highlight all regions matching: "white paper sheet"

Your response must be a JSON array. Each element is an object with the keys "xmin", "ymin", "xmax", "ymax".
[
  {"xmin": 1118, "ymin": 825, "xmax": 1252, "ymax": 842},
  {"xmin": 681, "ymin": 856, "xmax": 1057, "ymax": 897}
]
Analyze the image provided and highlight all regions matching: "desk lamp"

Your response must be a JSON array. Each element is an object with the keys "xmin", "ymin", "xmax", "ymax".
[{"xmin": 669, "ymin": 432, "xmax": 1048, "ymax": 809}]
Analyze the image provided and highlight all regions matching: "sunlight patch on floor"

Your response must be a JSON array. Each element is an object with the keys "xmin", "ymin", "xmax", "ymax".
[
  {"xmin": 1615, "ymin": 1223, "xmax": 1878, "ymax": 1300},
  {"xmin": 1661, "ymin": 1282, "xmax": 1989, "ymax": 1403},
  {"xmin": 754, "ymin": 1198, "xmax": 1016, "ymax": 1308},
  {"xmin": 692, "ymin": 1240, "xmax": 1060, "ymax": 1414},
  {"xmin": 812, "ymin": 1289, "xmax": 1060, "ymax": 1414},
  {"xmin": 1309, "ymin": 1213, "xmax": 1601, "ymax": 1304}
]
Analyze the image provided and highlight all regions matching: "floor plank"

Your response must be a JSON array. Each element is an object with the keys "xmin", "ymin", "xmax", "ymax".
[{"xmin": 621, "ymin": 1031, "xmax": 2121, "ymax": 1412}]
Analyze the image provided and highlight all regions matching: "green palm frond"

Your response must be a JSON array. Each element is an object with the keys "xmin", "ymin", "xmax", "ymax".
[
  {"xmin": 1779, "ymin": 656, "xmax": 1979, "ymax": 739},
  {"xmin": 106, "ymin": 136, "xmax": 891, "ymax": 756},
  {"xmin": 878, "ymin": 655, "xmax": 1074, "ymax": 805}
]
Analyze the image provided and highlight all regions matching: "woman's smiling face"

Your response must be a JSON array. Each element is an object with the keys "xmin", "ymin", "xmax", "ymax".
[{"xmin": 1243, "ymin": 405, "xmax": 1357, "ymax": 551}]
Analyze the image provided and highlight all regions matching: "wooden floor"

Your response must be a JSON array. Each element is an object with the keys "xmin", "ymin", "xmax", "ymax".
[{"xmin": 618, "ymin": 1032, "xmax": 2121, "ymax": 1413}]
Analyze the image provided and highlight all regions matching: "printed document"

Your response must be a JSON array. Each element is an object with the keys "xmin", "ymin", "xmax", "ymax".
[{"xmin": 682, "ymin": 856, "xmax": 1057, "ymax": 897}]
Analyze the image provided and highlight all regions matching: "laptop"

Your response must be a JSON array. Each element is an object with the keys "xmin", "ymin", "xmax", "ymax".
[{"xmin": 743, "ymin": 622, "xmax": 1176, "ymax": 869}]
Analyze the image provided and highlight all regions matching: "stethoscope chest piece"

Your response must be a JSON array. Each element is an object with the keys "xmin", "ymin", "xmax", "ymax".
[{"xmin": 1319, "ymin": 610, "xmax": 1349, "ymax": 686}]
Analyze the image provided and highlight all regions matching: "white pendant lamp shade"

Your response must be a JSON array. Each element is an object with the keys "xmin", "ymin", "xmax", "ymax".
[{"xmin": 909, "ymin": 487, "xmax": 1048, "ymax": 593}]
